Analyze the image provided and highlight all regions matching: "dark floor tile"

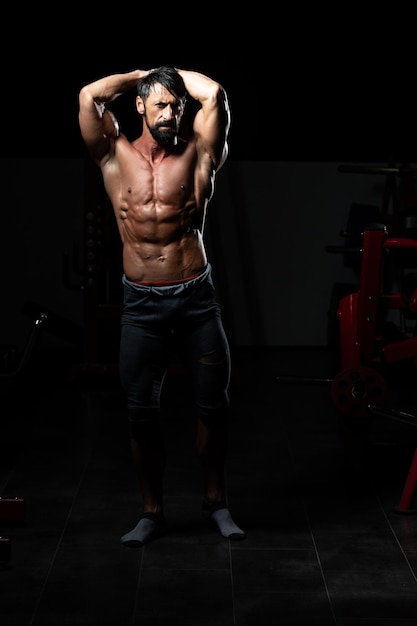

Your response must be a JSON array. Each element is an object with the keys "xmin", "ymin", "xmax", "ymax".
[
  {"xmin": 133, "ymin": 569, "xmax": 234, "ymax": 626},
  {"xmin": 229, "ymin": 496, "xmax": 313, "ymax": 550},
  {"xmin": 326, "ymin": 570, "xmax": 417, "ymax": 619},
  {"xmin": 337, "ymin": 617, "xmax": 417, "ymax": 626},
  {"xmin": 60, "ymin": 492, "xmax": 138, "ymax": 549},
  {"xmin": 231, "ymin": 548, "xmax": 324, "ymax": 594},
  {"xmin": 305, "ymin": 493, "xmax": 390, "ymax": 533},
  {"xmin": 140, "ymin": 530, "xmax": 231, "ymax": 569},
  {"xmin": 388, "ymin": 517, "xmax": 417, "ymax": 566},
  {"xmin": 234, "ymin": 591, "xmax": 335, "ymax": 626},
  {"xmin": 314, "ymin": 528, "xmax": 411, "ymax": 571},
  {"xmin": 400, "ymin": 549, "xmax": 417, "ymax": 579},
  {"xmin": 29, "ymin": 545, "xmax": 141, "ymax": 626},
  {"xmin": 0, "ymin": 545, "xmax": 57, "ymax": 623}
]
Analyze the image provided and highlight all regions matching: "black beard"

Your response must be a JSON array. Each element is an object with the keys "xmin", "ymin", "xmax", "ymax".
[{"xmin": 149, "ymin": 126, "xmax": 178, "ymax": 146}]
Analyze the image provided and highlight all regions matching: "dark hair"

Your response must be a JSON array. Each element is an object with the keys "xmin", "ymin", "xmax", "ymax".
[{"xmin": 137, "ymin": 66, "xmax": 187, "ymax": 103}]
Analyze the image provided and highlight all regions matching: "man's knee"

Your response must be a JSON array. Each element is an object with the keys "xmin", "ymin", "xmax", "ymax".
[
  {"xmin": 197, "ymin": 396, "xmax": 230, "ymax": 428},
  {"xmin": 198, "ymin": 349, "xmax": 228, "ymax": 365},
  {"xmin": 128, "ymin": 408, "xmax": 160, "ymax": 441}
]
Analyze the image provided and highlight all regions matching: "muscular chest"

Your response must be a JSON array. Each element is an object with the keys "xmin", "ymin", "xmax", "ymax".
[
  {"xmin": 118, "ymin": 144, "xmax": 196, "ymax": 206},
  {"xmin": 134, "ymin": 162, "xmax": 192, "ymax": 207}
]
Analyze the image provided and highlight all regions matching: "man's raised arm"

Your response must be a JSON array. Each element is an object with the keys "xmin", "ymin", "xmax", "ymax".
[
  {"xmin": 176, "ymin": 69, "xmax": 231, "ymax": 171},
  {"xmin": 78, "ymin": 69, "xmax": 149, "ymax": 165}
]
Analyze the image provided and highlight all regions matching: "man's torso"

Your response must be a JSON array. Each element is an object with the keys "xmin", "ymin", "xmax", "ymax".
[{"xmin": 101, "ymin": 135, "xmax": 214, "ymax": 282}]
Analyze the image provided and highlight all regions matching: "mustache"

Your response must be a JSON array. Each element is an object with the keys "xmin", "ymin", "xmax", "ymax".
[{"xmin": 156, "ymin": 120, "xmax": 176, "ymax": 129}]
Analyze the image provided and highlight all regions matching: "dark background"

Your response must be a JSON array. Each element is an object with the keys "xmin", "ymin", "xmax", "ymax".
[
  {"xmin": 3, "ymin": 21, "xmax": 417, "ymax": 348},
  {"xmin": 3, "ymin": 22, "xmax": 417, "ymax": 165}
]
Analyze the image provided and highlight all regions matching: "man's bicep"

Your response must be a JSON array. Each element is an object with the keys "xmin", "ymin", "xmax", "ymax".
[{"xmin": 194, "ymin": 106, "xmax": 229, "ymax": 171}]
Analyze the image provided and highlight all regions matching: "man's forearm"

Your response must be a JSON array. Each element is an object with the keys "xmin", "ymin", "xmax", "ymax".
[
  {"xmin": 84, "ymin": 69, "xmax": 149, "ymax": 105},
  {"xmin": 175, "ymin": 69, "xmax": 224, "ymax": 106}
]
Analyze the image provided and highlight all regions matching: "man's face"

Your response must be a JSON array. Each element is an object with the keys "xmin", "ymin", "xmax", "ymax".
[{"xmin": 137, "ymin": 84, "xmax": 185, "ymax": 146}]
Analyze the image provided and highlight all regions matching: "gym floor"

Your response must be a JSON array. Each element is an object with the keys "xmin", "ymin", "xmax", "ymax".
[{"xmin": 2, "ymin": 343, "xmax": 417, "ymax": 625}]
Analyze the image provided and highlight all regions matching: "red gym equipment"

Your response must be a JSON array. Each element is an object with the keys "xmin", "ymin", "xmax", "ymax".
[
  {"xmin": 332, "ymin": 164, "xmax": 417, "ymax": 513},
  {"xmin": 278, "ymin": 163, "xmax": 417, "ymax": 513}
]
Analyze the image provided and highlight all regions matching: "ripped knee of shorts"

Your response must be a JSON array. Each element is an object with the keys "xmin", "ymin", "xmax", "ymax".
[
  {"xmin": 198, "ymin": 348, "xmax": 228, "ymax": 366},
  {"xmin": 128, "ymin": 407, "xmax": 161, "ymax": 441}
]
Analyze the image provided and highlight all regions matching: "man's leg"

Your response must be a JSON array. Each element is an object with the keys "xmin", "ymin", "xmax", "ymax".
[
  {"xmin": 120, "ymin": 408, "xmax": 167, "ymax": 547},
  {"xmin": 194, "ymin": 349, "xmax": 246, "ymax": 541},
  {"xmin": 119, "ymin": 320, "xmax": 168, "ymax": 548}
]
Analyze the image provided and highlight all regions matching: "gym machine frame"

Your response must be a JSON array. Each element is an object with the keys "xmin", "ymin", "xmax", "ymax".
[{"xmin": 277, "ymin": 163, "xmax": 417, "ymax": 513}]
